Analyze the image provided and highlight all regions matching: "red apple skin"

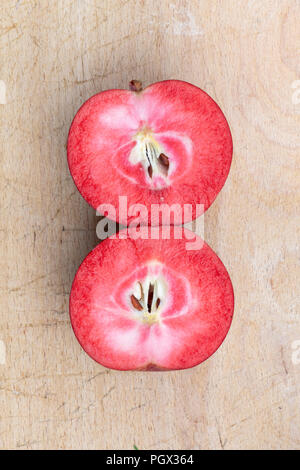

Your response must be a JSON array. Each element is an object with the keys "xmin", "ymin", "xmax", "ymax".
[
  {"xmin": 69, "ymin": 228, "xmax": 234, "ymax": 371},
  {"xmin": 67, "ymin": 80, "xmax": 233, "ymax": 225}
]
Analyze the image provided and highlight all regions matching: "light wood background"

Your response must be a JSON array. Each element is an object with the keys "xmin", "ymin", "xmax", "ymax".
[{"xmin": 0, "ymin": 0, "xmax": 299, "ymax": 450}]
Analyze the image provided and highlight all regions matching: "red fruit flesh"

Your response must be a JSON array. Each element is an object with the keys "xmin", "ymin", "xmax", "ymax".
[
  {"xmin": 67, "ymin": 80, "xmax": 232, "ymax": 225},
  {"xmin": 69, "ymin": 228, "xmax": 234, "ymax": 371}
]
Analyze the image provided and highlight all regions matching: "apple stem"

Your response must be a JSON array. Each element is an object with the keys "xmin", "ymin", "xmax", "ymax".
[{"xmin": 129, "ymin": 80, "xmax": 143, "ymax": 92}]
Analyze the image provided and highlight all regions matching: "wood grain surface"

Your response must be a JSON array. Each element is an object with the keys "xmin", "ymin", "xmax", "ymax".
[{"xmin": 0, "ymin": 0, "xmax": 299, "ymax": 450}]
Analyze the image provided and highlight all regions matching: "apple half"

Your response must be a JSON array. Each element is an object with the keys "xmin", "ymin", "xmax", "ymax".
[
  {"xmin": 67, "ymin": 80, "xmax": 232, "ymax": 225},
  {"xmin": 69, "ymin": 228, "xmax": 234, "ymax": 371}
]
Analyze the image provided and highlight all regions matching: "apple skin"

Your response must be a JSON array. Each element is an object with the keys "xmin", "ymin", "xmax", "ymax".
[{"xmin": 67, "ymin": 80, "xmax": 233, "ymax": 226}]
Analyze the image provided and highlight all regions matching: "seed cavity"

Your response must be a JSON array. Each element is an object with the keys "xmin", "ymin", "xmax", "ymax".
[
  {"xmin": 129, "ymin": 132, "xmax": 170, "ymax": 185},
  {"xmin": 145, "ymin": 144, "xmax": 170, "ymax": 180},
  {"xmin": 130, "ymin": 277, "xmax": 164, "ymax": 325}
]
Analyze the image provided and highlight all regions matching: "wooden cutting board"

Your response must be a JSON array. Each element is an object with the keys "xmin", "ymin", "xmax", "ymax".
[{"xmin": 0, "ymin": 0, "xmax": 299, "ymax": 450}]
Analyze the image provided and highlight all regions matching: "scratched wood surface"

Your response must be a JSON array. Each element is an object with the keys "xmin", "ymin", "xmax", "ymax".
[{"xmin": 0, "ymin": 0, "xmax": 299, "ymax": 450}]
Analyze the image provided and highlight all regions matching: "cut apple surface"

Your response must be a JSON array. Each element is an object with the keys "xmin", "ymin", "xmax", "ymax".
[
  {"xmin": 69, "ymin": 228, "xmax": 234, "ymax": 371},
  {"xmin": 67, "ymin": 80, "xmax": 233, "ymax": 225}
]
